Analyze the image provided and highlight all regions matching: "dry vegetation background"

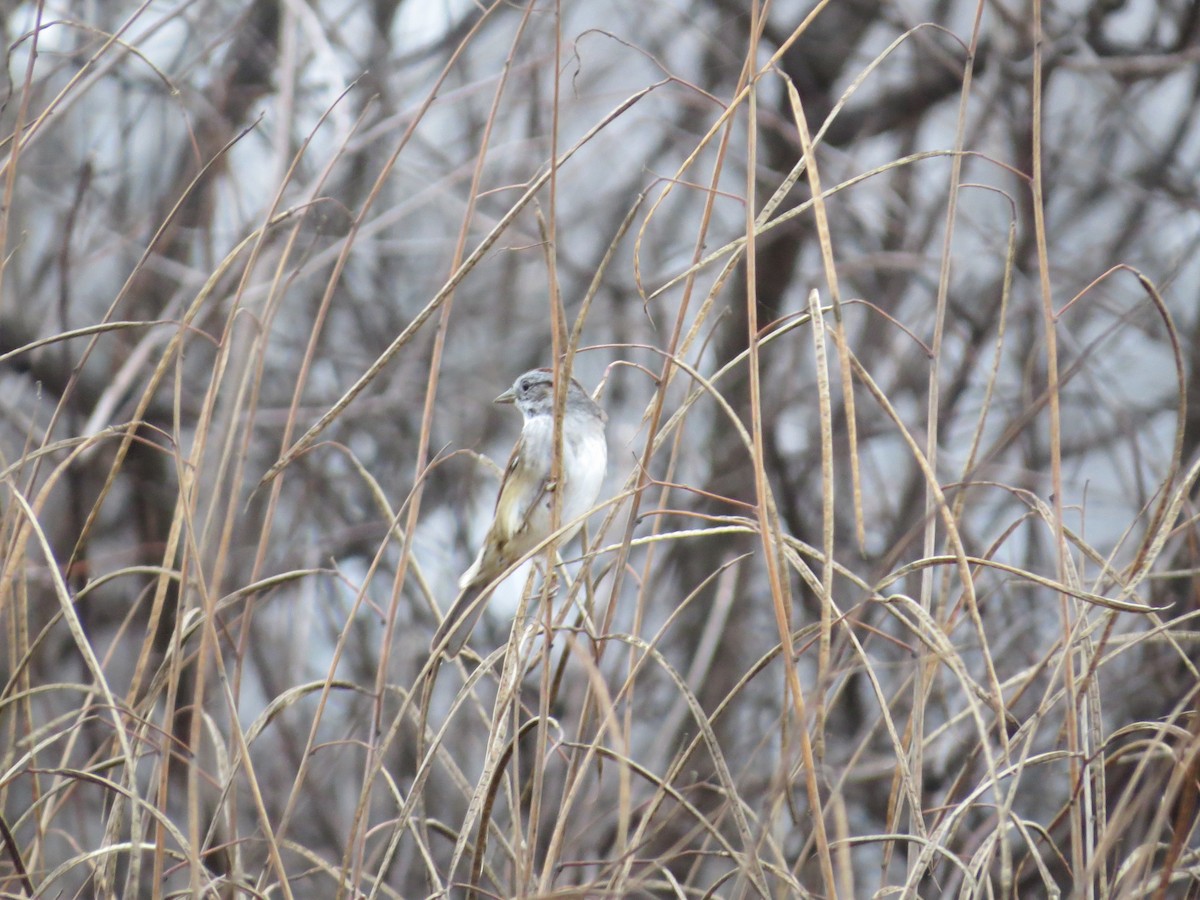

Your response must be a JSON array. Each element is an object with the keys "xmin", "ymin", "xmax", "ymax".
[{"xmin": 1, "ymin": 0, "xmax": 1199, "ymax": 897}]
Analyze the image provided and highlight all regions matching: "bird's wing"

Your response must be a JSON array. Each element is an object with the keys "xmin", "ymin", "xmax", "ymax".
[{"xmin": 493, "ymin": 442, "xmax": 552, "ymax": 541}]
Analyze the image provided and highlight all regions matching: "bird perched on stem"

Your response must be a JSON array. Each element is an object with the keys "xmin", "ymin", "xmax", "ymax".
[{"xmin": 431, "ymin": 367, "xmax": 608, "ymax": 657}]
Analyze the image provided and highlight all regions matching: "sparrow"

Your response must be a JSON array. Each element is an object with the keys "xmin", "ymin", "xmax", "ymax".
[{"xmin": 431, "ymin": 367, "xmax": 608, "ymax": 657}]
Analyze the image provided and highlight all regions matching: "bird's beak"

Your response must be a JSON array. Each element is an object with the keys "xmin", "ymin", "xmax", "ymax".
[{"xmin": 493, "ymin": 388, "xmax": 516, "ymax": 405}]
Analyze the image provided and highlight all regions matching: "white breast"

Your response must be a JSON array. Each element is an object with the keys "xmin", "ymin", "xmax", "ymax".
[
  {"xmin": 519, "ymin": 415, "xmax": 607, "ymax": 546},
  {"xmin": 560, "ymin": 425, "xmax": 607, "ymax": 530}
]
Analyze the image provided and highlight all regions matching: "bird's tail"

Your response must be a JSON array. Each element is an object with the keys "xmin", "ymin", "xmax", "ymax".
[{"xmin": 431, "ymin": 584, "xmax": 488, "ymax": 657}]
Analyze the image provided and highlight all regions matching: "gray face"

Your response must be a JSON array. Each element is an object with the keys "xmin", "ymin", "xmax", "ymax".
[
  {"xmin": 498, "ymin": 367, "xmax": 601, "ymax": 422},
  {"xmin": 512, "ymin": 369, "xmax": 559, "ymax": 416}
]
